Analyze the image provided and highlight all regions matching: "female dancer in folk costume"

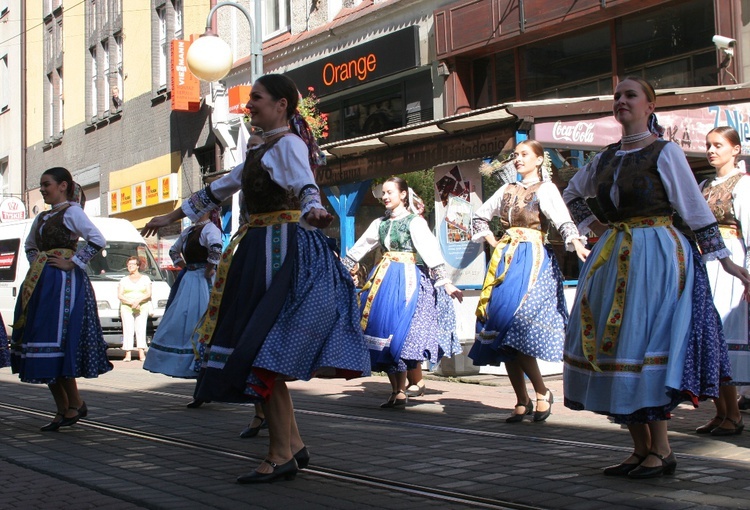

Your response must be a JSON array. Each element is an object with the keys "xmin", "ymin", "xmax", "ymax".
[
  {"xmin": 694, "ymin": 126, "xmax": 750, "ymax": 436},
  {"xmin": 11, "ymin": 167, "xmax": 112, "ymax": 431},
  {"xmin": 142, "ymin": 73, "xmax": 369, "ymax": 484},
  {"xmin": 342, "ymin": 177, "xmax": 463, "ymax": 409},
  {"xmin": 469, "ymin": 140, "xmax": 588, "ymax": 423},
  {"xmin": 143, "ymin": 210, "xmax": 222, "ymax": 379},
  {"xmin": 563, "ymin": 77, "xmax": 750, "ymax": 479}
]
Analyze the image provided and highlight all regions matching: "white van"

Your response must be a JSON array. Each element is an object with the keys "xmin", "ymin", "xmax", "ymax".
[{"xmin": 0, "ymin": 216, "xmax": 171, "ymax": 347}]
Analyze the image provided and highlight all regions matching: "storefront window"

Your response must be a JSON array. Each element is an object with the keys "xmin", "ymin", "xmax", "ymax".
[
  {"xmin": 494, "ymin": 50, "xmax": 516, "ymax": 103},
  {"xmin": 321, "ymin": 71, "xmax": 433, "ymax": 143},
  {"xmin": 522, "ymin": 25, "xmax": 612, "ymax": 100},
  {"xmin": 618, "ymin": 0, "xmax": 715, "ymax": 87}
]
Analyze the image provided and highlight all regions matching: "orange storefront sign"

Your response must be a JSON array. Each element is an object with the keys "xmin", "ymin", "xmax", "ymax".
[
  {"xmin": 228, "ymin": 85, "xmax": 251, "ymax": 114},
  {"xmin": 171, "ymin": 39, "xmax": 201, "ymax": 112}
]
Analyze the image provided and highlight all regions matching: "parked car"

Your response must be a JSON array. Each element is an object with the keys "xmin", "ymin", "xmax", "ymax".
[{"xmin": 0, "ymin": 216, "xmax": 171, "ymax": 347}]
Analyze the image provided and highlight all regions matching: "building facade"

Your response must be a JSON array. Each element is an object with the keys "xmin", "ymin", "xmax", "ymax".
[
  {"xmin": 23, "ymin": 0, "xmax": 213, "ymax": 264},
  {"xmin": 0, "ymin": 0, "xmax": 25, "ymax": 221}
]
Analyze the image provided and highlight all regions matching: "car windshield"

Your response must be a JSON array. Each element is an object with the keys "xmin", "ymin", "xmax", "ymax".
[{"xmin": 78, "ymin": 241, "xmax": 166, "ymax": 282}]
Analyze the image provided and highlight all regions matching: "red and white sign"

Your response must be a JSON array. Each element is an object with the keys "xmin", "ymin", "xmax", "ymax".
[
  {"xmin": 0, "ymin": 197, "xmax": 26, "ymax": 222},
  {"xmin": 0, "ymin": 251, "xmax": 15, "ymax": 268},
  {"xmin": 535, "ymin": 101, "xmax": 750, "ymax": 155}
]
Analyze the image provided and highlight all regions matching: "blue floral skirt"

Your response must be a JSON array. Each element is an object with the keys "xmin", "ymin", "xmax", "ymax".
[
  {"xmin": 470, "ymin": 242, "xmax": 567, "ymax": 366},
  {"xmin": 359, "ymin": 260, "xmax": 460, "ymax": 373},
  {"xmin": 194, "ymin": 224, "xmax": 370, "ymax": 403},
  {"xmin": 10, "ymin": 265, "xmax": 112, "ymax": 383}
]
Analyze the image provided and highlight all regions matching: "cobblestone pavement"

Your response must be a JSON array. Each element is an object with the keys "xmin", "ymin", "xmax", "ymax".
[{"xmin": 0, "ymin": 360, "xmax": 748, "ymax": 510}]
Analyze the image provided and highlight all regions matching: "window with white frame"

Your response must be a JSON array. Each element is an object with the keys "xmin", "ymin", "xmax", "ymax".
[
  {"xmin": 157, "ymin": 5, "xmax": 167, "ymax": 89},
  {"xmin": 153, "ymin": 0, "xmax": 183, "ymax": 94},
  {"xmin": 43, "ymin": 8, "xmax": 63, "ymax": 141},
  {"xmin": 0, "ymin": 54, "xmax": 9, "ymax": 112},
  {"xmin": 102, "ymin": 40, "xmax": 110, "ymax": 109},
  {"xmin": 115, "ymin": 33, "xmax": 123, "ymax": 105},
  {"xmin": 86, "ymin": 0, "xmax": 123, "ymax": 120},
  {"xmin": 0, "ymin": 158, "xmax": 8, "ymax": 197},
  {"xmin": 90, "ymin": 47, "xmax": 98, "ymax": 116},
  {"xmin": 57, "ymin": 67, "xmax": 63, "ymax": 133},
  {"xmin": 173, "ymin": 0, "xmax": 183, "ymax": 39},
  {"xmin": 262, "ymin": 0, "xmax": 291, "ymax": 37}
]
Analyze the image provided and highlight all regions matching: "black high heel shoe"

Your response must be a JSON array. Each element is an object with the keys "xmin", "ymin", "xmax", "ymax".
[
  {"xmin": 294, "ymin": 446, "xmax": 310, "ymax": 470},
  {"xmin": 506, "ymin": 400, "xmax": 533, "ymax": 423},
  {"xmin": 603, "ymin": 453, "xmax": 645, "ymax": 476},
  {"xmin": 60, "ymin": 403, "xmax": 87, "ymax": 428},
  {"xmin": 533, "ymin": 390, "xmax": 554, "ymax": 422},
  {"xmin": 186, "ymin": 398, "xmax": 210, "ymax": 409},
  {"xmin": 710, "ymin": 416, "xmax": 744, "ymax": 436},
  {"xmin": 696, "ymin": 415, "xmax": 724, "ymax": 434},
  {"xmin": 380, "ymin": 391, "xmax": 407, "ymax": 409},
  {"xmin": 239, "ymin": 416, "xmax": 268, "ymax": 438},
  {"xmin": 628, "ymin": 451, "xmax": 677, "ymax": 479},
  {"xmin": 40, "ymin": 413, "xmax": 64, "ymax": 432},
  {"xmin": 236, "ymin": 458, "xmax": 298, "ymax": 484}
]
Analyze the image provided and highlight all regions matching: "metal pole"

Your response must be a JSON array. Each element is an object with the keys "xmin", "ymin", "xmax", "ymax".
[{"xmin": 203, "ymin": 1, "xmax": 263, "ymax": 83}]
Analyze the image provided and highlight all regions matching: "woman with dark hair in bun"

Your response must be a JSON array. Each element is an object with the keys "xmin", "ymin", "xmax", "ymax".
[
  {"xmin": 142, "ymin": 74, "xmax": 370, "ymax": 484},
  {"xmin": 11, "ymin": 167, "xmax": 111, "ymax": 431}
]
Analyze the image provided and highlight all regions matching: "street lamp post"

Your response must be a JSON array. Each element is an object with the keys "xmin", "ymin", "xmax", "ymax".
[{"xmin": 186, "ymin": 1, "xmax": 263, "ymax": 83}]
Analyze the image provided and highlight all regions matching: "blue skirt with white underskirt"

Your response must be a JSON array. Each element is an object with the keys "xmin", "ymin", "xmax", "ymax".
[
  {"xmin": 359, "ymin": 260, "xmax": 460, "ymax": 373},
  {"xmin": 10, "ymin": 264, "xmax": 112, "ymax": 383},
  {"xmin": 564, "ymin": 225, "xmax": 722, "ymax": 423},
  {"xmin": 194, "ymin": 224, "xmax": 370, "ymax": 403},
  {"xmin": 143, "ymin": 266, "xmax": 211, "ymax": 378},
  {"xmin": 469, "ymin": 243, "xmax": 567, "ymax": 366}
]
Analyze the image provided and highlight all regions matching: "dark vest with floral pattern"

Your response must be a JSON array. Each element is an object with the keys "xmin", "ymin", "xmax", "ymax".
[
  {"xmin": 498, "ymin": 182, "xmax": 550, "ymax": 232},
  {"xmin": 241, "ymin": 136, "xmax": 300, "ymax": 215},
  {"xmin": 35, "ymin": 204, "xmax": 77, "ymax": 251},
  {"xmin": 379, "ymin": 214, "xmax": 417, "ymax": 252},
  {"xmin": 594, "ymin": 139, "xmax": 672, "ymax": 222},
  {"xmin": 183, "ymin": 224, "xmax": 209, "ymax": 264},
  {"xmin": 703, "ymin": 173, "xmax": 743, "ymax": 230}
]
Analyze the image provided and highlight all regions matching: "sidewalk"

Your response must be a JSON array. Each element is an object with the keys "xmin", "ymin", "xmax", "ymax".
[{"xmin": 1, "ymin": 361, "xmax": 749, "ymax": 509}]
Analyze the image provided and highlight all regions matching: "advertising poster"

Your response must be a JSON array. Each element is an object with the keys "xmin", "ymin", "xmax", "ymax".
[{"xmin": 434, "ymin": 161, "xmax": 486, "ymax": 288}]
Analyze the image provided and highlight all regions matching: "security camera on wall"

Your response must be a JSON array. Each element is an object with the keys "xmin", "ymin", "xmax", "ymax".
[{"xmin": 713, "ymin": 35, "xmax": 736, "ymax": 53}]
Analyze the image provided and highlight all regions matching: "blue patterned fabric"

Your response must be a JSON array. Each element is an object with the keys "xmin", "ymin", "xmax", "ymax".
[
  {"xmin": 682, "ymin": 242, "xmax": 731, "ymax": 397},
  {"xmin": 143, "ymin": 267, "xmax": 211, "ymax": 378},
  {"xmin": 194, "ymin": 225, "xmax": 370, "ymax": 403},
  {"xmin": 10, "ymin": 265, "xmax": 112, "ymax": 383},
  {"xmin": 470, "ymin": 244, "xmax": 567, "ymax": 366}
]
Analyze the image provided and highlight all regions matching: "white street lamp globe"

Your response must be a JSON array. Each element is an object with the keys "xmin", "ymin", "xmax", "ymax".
[{"xmin": 187, "ymin": 34, "xmax": 233, "ymax": 82}]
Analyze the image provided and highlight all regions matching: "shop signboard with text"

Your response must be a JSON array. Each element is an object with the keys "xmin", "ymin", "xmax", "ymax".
[
  {"xmin": 284, "ymin": 27, "xmax": 419, "ymax": 97},
  {"xmin": 535, "ymin": 101, "xmax": 750, "ymax": 155},
  {"xmin": 108, "ymin": 174, "xmax": 178, "ymax": 215}
]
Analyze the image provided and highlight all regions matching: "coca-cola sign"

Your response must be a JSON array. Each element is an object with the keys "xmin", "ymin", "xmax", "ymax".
[
  {"xmin": 551, "ymin": 121, "xmax": 596, "ymax": 144},
  {"xmin": 0, "ymin": 197, "xmax": 27, "ymax": 222}
]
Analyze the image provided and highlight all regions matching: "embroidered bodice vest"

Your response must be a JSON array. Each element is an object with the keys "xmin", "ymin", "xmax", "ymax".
[
  {"xmin": 183, "ymin": 224, "xmax": 209, "ymax": 264},
  {"xmin": 379, "ymin": 214, "xmax": 417, "ymax": 252},
  {"xmin": 241, "ymin": 136, "xmax": 299, "ymax": 215},
  {"xmin": 498, "ymin": 182, "xmax": 549, "ymax": 232},
  {"xmin": 35, "ymin": 204, "xmax": 77, "ymax": 251},
  {"xmin": 594, "ymin": 140, "xmax": 672, "ymax": 222},
  {"xmin": 703, "ymin": 173, "xmax": 743, "ymax": 229}
]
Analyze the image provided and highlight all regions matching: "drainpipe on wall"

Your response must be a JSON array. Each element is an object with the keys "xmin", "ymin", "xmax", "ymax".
[{"xmin": 21, "ymin": 0, "xmax": 27, "ymax": 210}]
